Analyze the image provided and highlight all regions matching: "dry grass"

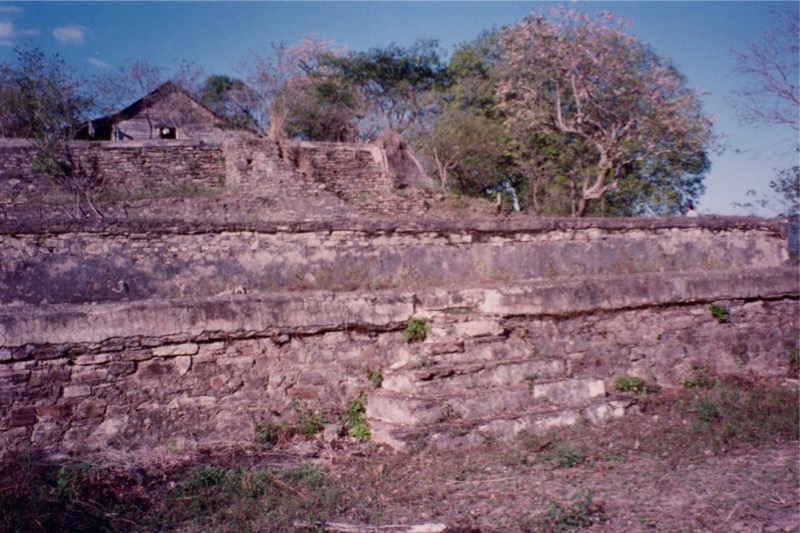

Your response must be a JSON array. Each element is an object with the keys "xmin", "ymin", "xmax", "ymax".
[{"xmin": 1, "ymin": 375, "xmax": 797, "ymax": 532}]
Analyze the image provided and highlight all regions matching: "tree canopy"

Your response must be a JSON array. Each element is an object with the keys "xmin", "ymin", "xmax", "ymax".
[
  {"xmin": 0, "ymin": 46, "xmax": 91, "ymax": 139},
  {"xmin": 0, "ymin": 9, "xmax": 720, "ymax": 218},
  {"xmin": 327, "ymin": 39, "xmax": 451, "ymax": 140},
  {"xmin": 497, "ymin": 7, "xmax": 715, "ymax": 216}
]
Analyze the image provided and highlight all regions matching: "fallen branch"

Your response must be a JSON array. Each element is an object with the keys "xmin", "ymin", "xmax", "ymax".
[{"xmin": 293, "ymin": 521, "xmax": 447, "ymax": 532}]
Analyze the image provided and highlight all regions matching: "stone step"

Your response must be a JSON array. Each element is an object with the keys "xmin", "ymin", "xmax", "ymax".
[
  {"xmin": 380, "ymin": 357, "xmax": 567, "ymax": 395},
  {"xmin": 390, "ymin": 337, "xmax": 521, "ymax": 370},
  {"xmin": 367, "ymin": 378, "xmax": 607, "ymax": 427},
  {"xmin": 369, "ymin": 398, "xmax": 631, "ymax": 451}
]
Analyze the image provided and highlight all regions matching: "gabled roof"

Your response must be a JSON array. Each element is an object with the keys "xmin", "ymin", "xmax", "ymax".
[
  {"xmin": 75, "ymin": 81, "xmax": 232, "ymax": 139},
  {"xmin": 105, "ymin": 81, "xmax": 223, "ymax": 123}
]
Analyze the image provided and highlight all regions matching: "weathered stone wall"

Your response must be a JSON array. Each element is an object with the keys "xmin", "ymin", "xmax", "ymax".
[
  {"xmin": 0, "ymin": 139, "xmax": 227, "ymax": 204},
  {"xmin": 0, "ymin": 135, "xmax": 414, "ymax": 216},
  {"xmin": 0, "ymin": 217, "xmax": 789, "ymax": 305},
  {"xmin": 0, "ymin": 267, "xmax": 796, "ymax": 457},
  {"xmin": 286, "ymin": 141, "xmax": 394, "ymax": 209}
]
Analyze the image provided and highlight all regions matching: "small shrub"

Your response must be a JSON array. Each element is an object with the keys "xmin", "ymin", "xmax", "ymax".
[
  {"xmin": 404, "ymin": 315, "xmax": 429, "ymax": 343},
  {"xmin": 709, "ymin": 304, "xmax": 730, "ymax": 324},
  {"xmin": 343, "ymin": 395, "xmax": 371, "ymax": 442},
  {"xmin": 614, "ymin": 376, "xmax": 649, "ymax": 395},
  {"xmin": 681, "ymin": 366, "xmax": 714, "ymax": 389},
  {"xmin": 694, "ymin": 398, "xmax": 721, "ymax": 423},
  {"xmin": 255, "ymin": 404, "xmax": 327, "ymax": 448},
  {"xmin": 537, "ymin": 440, "xmax": 586, "ymax": 469},
  {"xmin": 296, "ymin": 406, "xmax": 327, "ymax": 438},
  {"xmin": 188, "ymin": 465, "xmax": 226, "ymax": 489},
  {"xmin": 527, "ymin": 490, "xmax": 606, "ymax": 532},
  {"xmin": 788, "ymin": 348, "xmax": 799, "ymax": 376},
  {"xmin": 367, "ymin": 368, "xmax": 383, "ymax": 389},
  {"xmin": 552, "ymin": 445, "xmax": 585, "ymax": 469},
  {"xmin": 254, "ymin": 421, "xmax": 292, "ymax": 448}
]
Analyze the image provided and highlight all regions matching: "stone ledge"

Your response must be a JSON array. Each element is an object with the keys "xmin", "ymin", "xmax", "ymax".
[
  {"xmin": 0, "ymin": 214, "xmax": 788, "ymax": 238},
  {"xmin": 1, "ymin": 267, "xmax": 795, "ymax": 350}
]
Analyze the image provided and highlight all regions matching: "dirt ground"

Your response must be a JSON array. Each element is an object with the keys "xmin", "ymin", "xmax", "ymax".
[{"xmin": 303, "ymin": 424, "xmax": 799, "ymax": 532}]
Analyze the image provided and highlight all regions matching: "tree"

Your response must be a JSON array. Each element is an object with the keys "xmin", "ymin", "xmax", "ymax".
[
  {"xmin": 0, "ymin": 46, "xmax": 102, "ymax": 217},
  {"xmin": 90, "ymin": 59, "xmax": 206, "ymax": 139},
  {"xmin": 730, "ymin": 8, "xmax": 799, "ymax": 217},
  {"xmin": 199, "ymin": 74, "xmax": 259, "ymax": 130},
  {"xmin": 731, "ymin": 9, "xmax": 799, "ymax": 133},
  {"xmin": 0, "ymin": 46, "xmax": 91, "ymax": 139},
  {"xmin": 498, "ymin": 7, "xmax": 715, "ymax": 216},
  {"xmin": 283, "ymin": 74, "xmax": 363, "ymax": 142},
  {"xmin": 242, "ymin": 35, "xmax": 346, "ymax": 140},
  {"xmin": 417, "ymin": 107, "xmax": 511, "ymax": 193},
  {"xmin": 415, "ymin": 31, "xmax": 516, "ymax": 195},
  {"xmin": 329, "ymin": 39, "xmax": 451, "ymax": 140},
  {"xmin": 91, "ymin": 59, "xmax": 166, "ymax": 138}
]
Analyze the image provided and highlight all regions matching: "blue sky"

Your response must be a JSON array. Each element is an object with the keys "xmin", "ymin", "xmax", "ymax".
[{"xmin": 1, "ymin": 1, "xmax": 797, "ymax": 215}]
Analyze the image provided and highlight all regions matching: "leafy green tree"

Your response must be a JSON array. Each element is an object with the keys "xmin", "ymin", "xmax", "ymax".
[
  {"xmin": 283, "ymin": 74, "xmax": 363, "ymax": 142},
  {"xmin": 328, "ymin": 39, "xmax": 451, "ymax": 139},
  {"xmin": 417, "ymin": 107, "xmax": 511, "ymax": 193},
  {"xmin": 199, "ymin": 74, "xmax": 259, "ymax": 130},
  {"xmin": 414, "ymin": 31, "xmax": 514, "ymax": 194}
]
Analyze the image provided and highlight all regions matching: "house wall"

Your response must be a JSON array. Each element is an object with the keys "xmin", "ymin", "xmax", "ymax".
[{"xmin": 112, "ymin": 91, "xmax": 227, "ymax": 142}]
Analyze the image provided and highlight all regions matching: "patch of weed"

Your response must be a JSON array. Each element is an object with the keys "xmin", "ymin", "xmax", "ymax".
[
  {"xmin": 709, "ymin": 304, "xmax": 731, "ymax": 324},
  {"xmin": 404, "ymin": 315, "xmax": 430, "ymax": 343},
  {"xmin": 535, "ymin": 439, "xmax": 587, "ymax": 469},
  {"xmin": 254, "ymin": 402, "xmax": 327, "ymax": 449},
  {"xmin": 788, "ymin": 348, "xmax": 799, "ymax": 376},
  {"xmin": 187, "ymin": 465, "xmax": 226, "ymax": 490},
  {"xmin": 343, "ymin": 395, "xmax": 371, "ymax": 442},
  {"xmin": 676, "ymin": 376, "xmax": 799, "ymax": 449},
  {"xmin": 524, "ymin": 489, "xmax": 606, "ymax": 532},
  {"xmin": 0, "ymin": 454, "xmax": 151, "ymax": 532},
  {"xmin": 614, "ymin": 375, "xmax": 649, "ymax": 395},
  {"xmin": 367, "ymin": 368, "xmax": 383, "ymax": 389}
]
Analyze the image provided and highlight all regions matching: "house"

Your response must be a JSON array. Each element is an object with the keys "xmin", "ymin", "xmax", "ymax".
[{"xmin": 76, "ymin": 82, "xmax": 229, "ymax": 142}]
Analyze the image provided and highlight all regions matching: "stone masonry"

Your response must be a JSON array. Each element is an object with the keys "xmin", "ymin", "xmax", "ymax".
[{"xmin": 0, "ymin": 134, "xmax": 797, "ymax": 457}]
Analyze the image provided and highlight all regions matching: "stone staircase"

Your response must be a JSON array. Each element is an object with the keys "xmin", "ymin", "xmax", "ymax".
[
  {"xmin": 223, "ymin": 137, "xmax": 357, "ymax": 219},
  {"xmin": 367, "ymin": 315, "xmax": 632, "ymax": 450}
]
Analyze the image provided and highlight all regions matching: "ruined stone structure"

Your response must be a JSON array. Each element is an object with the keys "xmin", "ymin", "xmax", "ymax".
[{"xmin": 0, "ymin": 133, "xmax": 797, "ymax": 458}]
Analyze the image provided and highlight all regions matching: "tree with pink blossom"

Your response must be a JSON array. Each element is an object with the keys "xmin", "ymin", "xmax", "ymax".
[{"xmin": 498, "ymin": 7, "xmax": 715, "ymax": 216}]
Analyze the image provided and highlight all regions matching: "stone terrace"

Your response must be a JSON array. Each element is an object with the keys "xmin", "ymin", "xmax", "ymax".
[{"xmin": 0, "ymin": 134, "xmax": 797, "ymax": 457}]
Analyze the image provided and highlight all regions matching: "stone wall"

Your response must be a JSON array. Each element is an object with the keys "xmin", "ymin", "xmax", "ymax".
[
  {"xmin": 0, "ymin": 266, "xmax": 796, "ymax": 456},
  {"xmin": 1, "ymin": 137, "xmax": 797, "ymax": 457},
  {"xmin": 0, "ymin": 217, "xmax": 789, "ymax": 305},
  {"xmin": 286, "ymin": 141, "xmax": 394, "ymax": 209},
  {"xmin": 0, "ymin": 139, "xmax": 227, "ymax": 204},
  {"xmin": 0, "ymin": 135, "xmax": 414, "ymax": 217}
]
